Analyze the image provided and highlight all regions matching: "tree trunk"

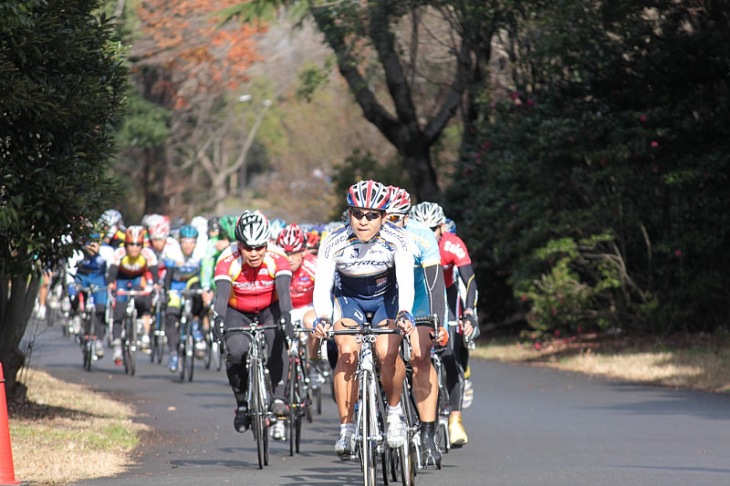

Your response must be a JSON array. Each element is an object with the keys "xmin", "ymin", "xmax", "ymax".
[{"xmin": 0, "ymin": 273, "xmax": 40, "ymax": 400}]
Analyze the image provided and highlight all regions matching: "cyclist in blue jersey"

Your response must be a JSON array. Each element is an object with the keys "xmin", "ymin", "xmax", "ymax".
[
  {"xmin": 164, "ymin": 224, "xmax": 206, "ymax": 372},
  {"xmin": 66, "ymin": 225, "xmax": 113, "ymax": 358},
  {"xmin": 312, "ymin": 180, "xmax": 416, "ymax": 459},
  {"xmin": 386, "ymin": 186, "xmax": 448, "ymax": 468}
]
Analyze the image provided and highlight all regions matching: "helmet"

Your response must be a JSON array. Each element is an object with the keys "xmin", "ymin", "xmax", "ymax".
[
  {"xmin": 235, "ymin": 210, "xmax": 270, "ymax": 246},
  {"xmin": 386, "ymin": 186, "xmax": 411, "ymax": 215},
  {"xmin": 276, "ymin": 224, "xmax": 305, "ymax": 253},
  {"xmin": 409, "ymin": 202, "xmax": 445, "ymax": 228},
  {"xmin": 100, "ymin": 209, "xmax": 123, "ymax": 229},
  {"xmin": 146, "ymin": 215, "xmax": 170, "ymax": 239},
  {"xmin": 179, "ymin": 224, "xmax": 199, "ymax": 239},
  {"xmin": 444, "ymin": 218, "xmax": 457, "ymax": 234},
  {"xmin": 125, "ymin": 225, "xmax": 146, "ymax": 245},
  {"xmin": 269, "ymin": 218, "xmax": 287, "ymax": 237},
  {"xmin": 190, "ymin": 216, "xmax": 208, "ymax": 235},
  {"xmin": 347, "ymin": 180, "xmax": 390, "ymax": 210},
  {"xmin": 219, "ymin": 215, "xmax": 237, "ymax": 241},
  {"xmin": 306, "ymin": 230, "xmax": 321, "ymax": 250},
  {"xmin": 208, "ymin": 217, "xmax": 221, "ymax": 234}
]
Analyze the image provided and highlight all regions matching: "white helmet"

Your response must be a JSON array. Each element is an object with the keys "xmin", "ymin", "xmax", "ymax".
[
  {"xmin": 409, "ymin": 202, "xmax": 445, "ymax": 228},
  {"xmin": 235, "ymin": 210, "xmax": 270, "ymax": 247}
]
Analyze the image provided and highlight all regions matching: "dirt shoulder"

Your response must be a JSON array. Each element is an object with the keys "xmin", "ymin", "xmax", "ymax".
[{"xmin": 474, "ymin": 331, "xmax": 730, "ymax": 393}]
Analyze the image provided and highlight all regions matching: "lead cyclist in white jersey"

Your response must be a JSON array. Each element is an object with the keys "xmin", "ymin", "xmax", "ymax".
[{"xmin": 312, "ymin": 180, "xmax": 416, "ymax": 459}]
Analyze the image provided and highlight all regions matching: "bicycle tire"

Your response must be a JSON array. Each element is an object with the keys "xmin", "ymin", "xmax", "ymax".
[
  {"xmin": 250, "ymin": 359, "xmax": 266, "ymax": 469},
  {"xmin": 287, "ymin": 357, "xmax": 296, "ymax": 456},
  {"xmin": 362, "ymin": 371, "xmax": 377, "ymax": 486},
  {"xmin": 83, "ymin": 339, "xmax": 92, "ymax": 371},
  {"xmin": 397, "ymin": 382, "xmax": 416, "ymax": 484},
  {"xmin": 185, "ymin": 332, "xmax": 195, "ymax": 382},
  {"xmin": 203, "ymin": 331, "xmax": 212, "ymax": 369}
]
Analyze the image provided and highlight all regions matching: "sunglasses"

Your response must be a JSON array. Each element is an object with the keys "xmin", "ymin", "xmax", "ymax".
[
  {"xmin": 126, "ymin": 242, "xmax": 143, "ymax": 247},
  {"xmin": 387, "ymin": 214, "xmax": 405, "ymax": 223},
  {"xmin": 242, "ymin": 243, "xmax": 267, "ymax": 252},
  {"xmin": 350, "ymin": 209, "xmax": 382, "ymax": 221}
]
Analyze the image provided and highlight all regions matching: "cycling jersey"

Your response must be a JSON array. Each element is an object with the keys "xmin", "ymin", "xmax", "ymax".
[
  {"xmin": 110, "ymin": 246, "xmax": 159, "ymax": 283},
  {"xmin": 148, "ymin": 237, "xmax": 184, "ymax": 284},
  {"xmin": 313, "ymin": 222, "xmax": 414, "ymax": 319},
  {"xmin": 404, "ymin": 219, "xmax": 441, "ymax": 317},
  {"xmin": 291, "ymin": 252, "xmax": 317, "ymax": 309},
  {"xmin": 439, "ymin": 232, "xmax": 472, "ymax": 289},
  {"xmin": 214, "ymin": 243, "xmax": 292, "ymax": 314}
]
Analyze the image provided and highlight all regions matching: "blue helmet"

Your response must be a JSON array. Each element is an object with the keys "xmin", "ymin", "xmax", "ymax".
[{"xmin": 178, "ymin": 224, "xmax": 199, "ymax": 239}]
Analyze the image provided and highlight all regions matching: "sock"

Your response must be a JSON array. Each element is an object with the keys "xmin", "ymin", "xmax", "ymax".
[{"xmin": 340, "ymin": 423, "xmax": 354, "ymax": 434}]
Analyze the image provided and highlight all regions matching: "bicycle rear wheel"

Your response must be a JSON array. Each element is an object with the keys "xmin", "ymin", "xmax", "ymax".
[
  {"xmin": 83, "ymin": 338, "xmax": 92, "ymax": 371},
  {"xmin": 184, "ymin": 332, "xmax": 194, "ymax": 382}
]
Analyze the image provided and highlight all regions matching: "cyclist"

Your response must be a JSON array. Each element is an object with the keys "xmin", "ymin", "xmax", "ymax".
[
  {"xmin": 410, "ymin": 202, "xmax": 479, "ymax": 447},
  {"xmin": 275, "ymin": 224, "xmax": 321, "ymax": 389},
  {"xmin": 100, "ymin": 209, "xmax": 126, "ymax": 248},
  {"xmin": 107, "ymin": 226, "xmax": 161, "ymax": 365},
  {"xmin": 386, "ymin": 186, "xmax": 448, "ymax": 468},
  {"xmin": 212, "ymin": 210, "xmax": 294, "ymax": 436},
  {"xmin": 65, "ymin": 226, "xmax": 113, "ymax": 358},
  {"xmin": 164, "ymin": 224, "xmax": 207, "ymax": 371},
  {"xmin": 312, "ymin": 179, "xmax": 416, "ymax": 459}
]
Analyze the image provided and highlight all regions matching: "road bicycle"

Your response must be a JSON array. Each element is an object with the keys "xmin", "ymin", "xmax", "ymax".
[
  {"xmin": 284, "ymin": 323, "xmax": 313, "ymax": 456},
  {"xmin": 325, "ymin": 315, "xmax": 404, "ymax": 486},
  {"xmin": 114, "ymin": 288, "xmax": 151, "ymax": 376},
  {"xmin": 224, "ymin": 319, "xmax": 279, "ymax": 469},
  {"xmin": 432, "ymin": 339, "xmax": 451, "ymax": 455},
  {"xmin": 76, "ymin": 285, "xmax": 107, "ymax": 372},
  {"xmin": 170, "ymin": 288, "xmax": 206, "ymax": 383},
  {"xmin": 150, "ymin": 289, "xmax": 166, "ymax": 365}
]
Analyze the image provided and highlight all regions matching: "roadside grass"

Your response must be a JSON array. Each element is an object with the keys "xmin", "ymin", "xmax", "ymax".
[
  {"xmin": 8, "ymin": 368, "xmax": 147, "ymax": 486},
  {"xmin": 473, "ymin": 331, "xmax": 730, "ymax": 393}
]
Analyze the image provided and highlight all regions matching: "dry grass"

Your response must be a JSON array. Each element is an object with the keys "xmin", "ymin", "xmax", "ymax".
[
  {"xmin": 8, "ymin": 369, "xmax": 148, "ymax": 486},
  {"xmin": 474, "ymin": 332, "xmax": 730, "ymax": 393}
]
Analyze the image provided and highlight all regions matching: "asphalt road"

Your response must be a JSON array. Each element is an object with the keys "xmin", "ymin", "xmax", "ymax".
[{"xmin": 22, "ymin": 318, "xmax": 730, "ymax": 486}]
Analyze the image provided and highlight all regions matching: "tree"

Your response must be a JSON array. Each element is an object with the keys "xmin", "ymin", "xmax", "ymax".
[
  {"xmin": 447, "ymin": 0, "xmax": 730, "ymax": 336},
  {"xmin": 227, "ymin": 0, "xmax": 498, "ymax": 201},
  {"xmin": 0, "ymin": 0, "xmax": 127, "ymax": 396},
  {"xmin": 114, "ymin": 0, "xmax": 264, "ymax": 217}
]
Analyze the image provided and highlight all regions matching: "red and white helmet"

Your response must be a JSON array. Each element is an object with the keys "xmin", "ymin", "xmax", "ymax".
[
  {"xmin": 386, "ymin": 186, "xmax": 411, "ymax": 215},
  {"xmin": 276, "ymin": 224, "xmax": 306, "ymax": 253},
  {"xmin": 347, "ymin": 180, "xmax": 390, "ymax": 210},
  {"xmin": 146, "ymin": 214, "xmax": 170, "ymax": 240}
]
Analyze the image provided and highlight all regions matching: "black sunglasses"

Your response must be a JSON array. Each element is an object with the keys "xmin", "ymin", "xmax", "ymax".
[
  {"xmin": 242, "ymin": 243, "xmax": 267, "ymax": 252},
  {"xmin": 126, "ymin": 242, "xmax": 143, "ymax": 247},
  {"xmin": 350, "ymin": 209, "xmax": 382, "ymax": 221}
]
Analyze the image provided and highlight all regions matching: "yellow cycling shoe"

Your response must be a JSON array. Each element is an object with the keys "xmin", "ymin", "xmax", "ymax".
[{"xmin": 449, "ymin": 415, "xmax": 468, "ymax": 447}]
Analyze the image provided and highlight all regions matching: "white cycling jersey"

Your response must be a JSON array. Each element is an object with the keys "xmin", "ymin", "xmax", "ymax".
[{"xmin": 313, "ymin": 222, "xmax": 415, "ymax": 319}]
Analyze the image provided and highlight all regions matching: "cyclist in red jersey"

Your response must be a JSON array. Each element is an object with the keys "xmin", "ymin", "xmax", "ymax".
[
  {"xmin": 212, "ymin": 210, "xmax": 295, "ymax": 433},
  {"xmin": 410, "ymin": 202, "xmax": 479, "ymax": 448},
  {"xmin": 276, "ymin": 224, "xmax": 321, "ymax": 388}
]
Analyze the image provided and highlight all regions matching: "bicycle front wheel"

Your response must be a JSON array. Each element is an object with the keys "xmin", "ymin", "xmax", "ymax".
[
  {"xmin": 250, "ymin": 358, "xmax": 268, "ymax": 469},
  {"xmin": 361, "ymin": 371, "xmax": 377, "ymax": 486}
]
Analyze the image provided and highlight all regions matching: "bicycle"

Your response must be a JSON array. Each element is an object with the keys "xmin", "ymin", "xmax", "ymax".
[
  {"xmin": 432, "ymin": 338, "xmax": 451, "ymax": 455},
  {"xmin": 324, "ymin": 314, "xmax": 404, "ymax": 486},
  {"xmin": 150, "ymin": 289, "xmax": 166, "ymax": 365},
  {"xmin": 284, "ymin": 324, "xmax": 313, "ymax": 456},
  {"xmin": 114, "ymin": 288, "xmax": 150, "ymax": 376},
  {"xmin": 223, "ymin": 319, "xmax": 279, "ymax": 469},
  {"xmin": 76, "ymin": 285, "xmax": 106, "ymax": 372},
  {"xmin": 170, "ymin": 288, "xmax": 205, "ymax": 383}
]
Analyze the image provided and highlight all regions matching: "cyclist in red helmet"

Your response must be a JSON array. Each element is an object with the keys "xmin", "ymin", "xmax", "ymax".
[
  {"xmin": 276, "ymin": 223, "xmax": 322, "ymax": 392},
  {"xmin": 312, "ymin": 179, "xmax": 416, "ymax": 458}
]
